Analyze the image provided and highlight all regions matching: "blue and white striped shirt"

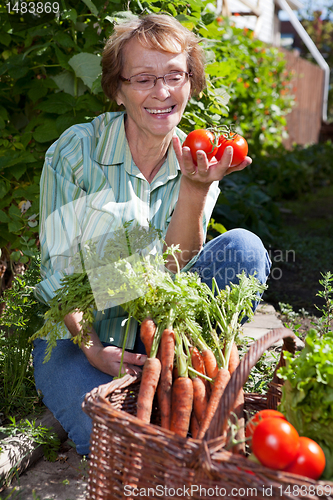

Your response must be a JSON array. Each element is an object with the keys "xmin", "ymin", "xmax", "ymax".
[{"xmin": 35, "ymin": 112, "xmax": 220, "ymax": 348}]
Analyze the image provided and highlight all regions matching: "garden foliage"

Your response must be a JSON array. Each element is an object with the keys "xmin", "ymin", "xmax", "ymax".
[{"xmin": 0, "ymin": 0, "xmax": 294, "ymax": 266}]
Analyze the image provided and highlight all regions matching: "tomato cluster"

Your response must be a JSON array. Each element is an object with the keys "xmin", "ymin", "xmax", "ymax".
[
  {"xmin": 246, "ymin": 410, "xmax": 326, "ymax": 480},
  {"xmin": 182, "ymin": 128, "xmax": 248, "ymax": 167}
]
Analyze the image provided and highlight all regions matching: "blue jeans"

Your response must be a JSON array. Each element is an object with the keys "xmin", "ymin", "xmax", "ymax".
[{"xmin": 32, "ymin": 228, "xmax": 271, "ymax": 456}]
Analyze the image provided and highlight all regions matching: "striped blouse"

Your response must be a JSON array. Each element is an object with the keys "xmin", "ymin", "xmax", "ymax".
[{"xmin": 35, "ymin": 112, "xmax": 220, "ymax": 349}]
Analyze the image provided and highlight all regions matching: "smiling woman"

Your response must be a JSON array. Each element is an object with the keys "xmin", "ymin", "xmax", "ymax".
[{"xmin": 32, "ymin": 12, "xmax": 271, "ymax": 457}]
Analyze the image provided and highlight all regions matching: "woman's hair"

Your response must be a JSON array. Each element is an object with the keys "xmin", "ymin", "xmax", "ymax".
[{"xmin": 101, "ymin": 13, "xmax": 206, "ymax": 101}]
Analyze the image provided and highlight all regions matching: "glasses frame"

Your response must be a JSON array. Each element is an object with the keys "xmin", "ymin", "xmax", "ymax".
[{"xmin": 119, "ymin": 71, "xmax": 192, "ymax": 90}]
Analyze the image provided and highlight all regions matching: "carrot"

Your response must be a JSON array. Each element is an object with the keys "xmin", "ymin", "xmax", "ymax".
[
  {"xmin": 190, "ymin": 412, "xmax": 200, "ymax": 439},
  {"xmin": 192, "ymin": 376, "xmax": 209, "ymax": 426},
  {"xmin": 173, "ymin": 365, "xmax": 179, "ymax": 380},
  {"xmin": 136, "ymin": 357, "xmax": 161, "ymax": 423},
  {"xmin": 197, "ymin": 368, "xmax": 231, "ymax": 440},
  {"xmin": 190, "ymin": 347, "xmax": 206, "ymax": 376},
  {"xmin": 191, "ymin": 346, "xmax": 211, "ymax": 397},
  {"xmin": 140, "ymin": 317, "xmax": 156, "ymax": 357},
  {"xmin": 157, "ymin": 328, "xmax": 175, "ymax": 429},
  {"xmin": 227, "ymin": 341, "xmax": 240, "ymax": 376},
  {"xmin": 201, "ymin": 348, "xmax": 219, "ymax": 380},
  {"xmin": 170, "ymin": 376, "xmax": 194, "ymax": 437}
]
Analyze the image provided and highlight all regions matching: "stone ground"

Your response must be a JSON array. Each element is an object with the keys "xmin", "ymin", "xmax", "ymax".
[{"xmin": 1, "ymin": 302, "xmax": 300, "ymax": 500}]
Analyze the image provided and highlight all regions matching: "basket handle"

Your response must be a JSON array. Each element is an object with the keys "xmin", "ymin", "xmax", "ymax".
[{"xmin": 205, "ymin": 327, "xmax": 297, "ymax": 443}]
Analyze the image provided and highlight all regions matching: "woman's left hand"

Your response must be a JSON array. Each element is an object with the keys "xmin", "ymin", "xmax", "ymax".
[{"xmin": 172, "ymin": 135, "xmax": 252, "ymax": 187}]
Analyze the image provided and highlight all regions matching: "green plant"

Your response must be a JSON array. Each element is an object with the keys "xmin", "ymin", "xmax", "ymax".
[
  {"xmin": 212, "ymin": 140, "xmax": 333, "ymax": 242},
  {"xmin": 195, "ymin": 17, "xmax": 294, "ymax": 153},
  {"xmin": 0, "ymin": 0, "xmax": 117, "ymax": 266},
  {"xmin": 278, "ymin": 272, "xmax": 333, "ymax": 480},
  {"xmin": 0, "ymin": 417, "xmax": 61, "ymax": 490},
  {"xmin": 241, "ymin": 337, "xmax": 279, "ymax": 394},
  {"xmin": 0, "ymin": 256, "xmax": 46, "ymax": 418},
  {"xmin": 213, "ymin": 172, "xmax": 281, "ymax": 242},
  {"xmin": 0, "ymin": 416, "xmax": 61, "ymax": 460},
  {"xmin": 246, "ymin": 142, "xmax": 333, "ymax": 202},
  {"xmin": 315, "ymin": 271, "xmax": 333, "ymax": 336}
]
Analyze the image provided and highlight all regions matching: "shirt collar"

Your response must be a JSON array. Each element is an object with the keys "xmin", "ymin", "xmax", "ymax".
[
  {"xmin": 93, "ymin": 112, "xmax": 128, "ymax": 167},
  {"xmin": 93, "ymin": 112, "xmax": 183, "ymax": 184}
]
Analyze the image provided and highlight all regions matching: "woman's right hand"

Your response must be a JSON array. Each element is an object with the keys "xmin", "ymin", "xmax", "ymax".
[
  {"xmin": 83, "ymin": 342, "xmax": 146, "ymax": 377},
  {"xmin": 64, "ymin": 311, "xmax": 146, "ymax": 377}
]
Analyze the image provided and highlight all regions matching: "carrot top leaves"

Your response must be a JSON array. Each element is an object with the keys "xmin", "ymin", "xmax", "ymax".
[{"xmin": 31, "ymin": 223, "xmax": 266, "ymax": 372}]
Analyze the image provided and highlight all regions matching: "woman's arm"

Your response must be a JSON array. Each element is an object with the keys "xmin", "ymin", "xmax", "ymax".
[
  {"xmin": 64, "ymin": 311, "xmax": 146, "ymax": 377},
  {"xmin": 165, "ymin": 137, "xmax": 251, "ymax": 272}
]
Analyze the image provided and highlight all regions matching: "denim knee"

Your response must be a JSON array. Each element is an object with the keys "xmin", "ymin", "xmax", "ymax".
[
  {"xmin": 191, "ymin": 228, "xmax": 271, "ymax": 291},
  {"xmin": 32, "ymin": 339, "xmax": 114, "ymax": 456}
]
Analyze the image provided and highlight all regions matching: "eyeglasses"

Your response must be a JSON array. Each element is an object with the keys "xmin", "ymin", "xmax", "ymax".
[{"xmin": 119, "ymin": 71, "xmax": 192, "ymax": 90}]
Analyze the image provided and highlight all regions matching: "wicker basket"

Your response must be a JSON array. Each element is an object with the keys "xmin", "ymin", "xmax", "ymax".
[{"xmin": 83, "ymin": 327, "xmax": 333, "ymax": 500}]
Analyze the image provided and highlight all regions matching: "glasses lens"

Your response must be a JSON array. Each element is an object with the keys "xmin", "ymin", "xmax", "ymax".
[
  {"xmin": 164, "ymin": 72, "xmax": 187, "ymax": 87},
  {"xmin": 131, "ymin": 74, "xmax": 156, "ymax": 90}
]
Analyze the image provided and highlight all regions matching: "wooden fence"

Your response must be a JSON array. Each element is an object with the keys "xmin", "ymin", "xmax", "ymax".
[{"xmin": 281, "ymin": 48, "xmax": 325, "ymax": 148}]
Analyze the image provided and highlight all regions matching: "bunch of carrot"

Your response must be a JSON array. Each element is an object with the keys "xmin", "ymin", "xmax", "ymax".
[
  {"xmin": 112, "ymin": 247, "xmax": 266, "ymax": 447},
  {"xmin": 136, "ymin": 316, "xmax": 243, "ymax": 444}
]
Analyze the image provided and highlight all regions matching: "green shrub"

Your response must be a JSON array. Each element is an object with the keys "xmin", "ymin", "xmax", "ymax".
[
  {"xmin": 250, "ymin": 142, "xmax": 333, "ymax": 201},
  {"xmin": 0, "ymin": 256, "xmax": 47, "ymax": 418}
]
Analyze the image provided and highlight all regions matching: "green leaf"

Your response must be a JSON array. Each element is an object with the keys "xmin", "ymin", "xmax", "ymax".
[
  {"xmin": 91, "ymin": 74, "xmax": 102, "ymax": 95},
  {"xmin": 54, "ymin": 46, "xmax": 71, "ymax": 71},
  {"xmin": 11, "ymin": 250, "xmax": 22, "ymax": 261},
  {"xmin": 28, "ymin": 84, "xmax": 48, "ymax": 103},
  {"xmin": 0, "ymin": 151, "xmax": 36, "ymax": 170},
  {"xmin": 0, "ymin": 33, "xmax": 11, "ymax": 47},
  {"xmin": 7, "ymin": 64, "xmax": 30, "ymax": 79},
  {"xmin": 0, "ymin": 105, "xmax": 9, "ymax": 120},
  {"xmin": 12, "ymin": 184, "xmax": 39, "ymax": 199},
  {"xmin": 0, "ymin": 210, "xmax": 10, "ymax": 223},
  {"xmin": 56, "ymin": 114, "xmax": 83, "ymax": 135},
  {"xmin": 61, "ymin": 8, "xmax": 78, "ymax": 23},
  {"xmin": 68, "ymin": 53, "xmax": 102, "ymax": 90},
  {"xmin": 0, "ymin": 180, "xmax": 10, "ymax": 198},
  {"xmin": 54, "ymin": 31, "xmax": 76, "ymax": 48},
  {"xmin": 38, "ymin": 93, "xmax": 76, "ymax": 114},
  {"xmin": 11, "ymin": 163, "xmax": 27, "ymax": 180},
  {"xmin": 75, "ymin": 93, "xmax": 101, "ymax": 112},
  {"xmin": 33, "ymin": 119, "xmax": 59, "ymax": 143},
  {"xmin": 51, "ymin": 71, "xmax": 88, "ymax": 97},
  {"xmin": 81, "ymin": 0, "xmax": 99, "ymax": 16},
  {"xmin": 8, "ymin": 220, "xmax": 24, "ymax": 233},
  {"xmin": 8, "ymin": 204, "xmax": 22, "ymax": 219}
]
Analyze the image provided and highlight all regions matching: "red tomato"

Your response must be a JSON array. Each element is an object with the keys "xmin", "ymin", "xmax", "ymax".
[
  {"xmin": 246, "ymin": 409, "xmax": 286, "ymax": 439},
  {"xmin": 183, "ymin": 129, "xmax": 218, "ymax": 165},
  {"xmin": 252, "ymin": 417, "xmax": 300, "ymax": 470},
  {"xmin": 215, "ymin": 133, "xmax": 248, "ymax": 166},
  {"xmin": 284, "ymin": 437, "xmax": 326, "ymax": 480}
]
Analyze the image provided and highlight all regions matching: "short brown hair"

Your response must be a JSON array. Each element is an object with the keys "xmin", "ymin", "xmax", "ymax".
[{"xmin": 101, "ymin": 13, "xmax": 206, "ymax": 101}]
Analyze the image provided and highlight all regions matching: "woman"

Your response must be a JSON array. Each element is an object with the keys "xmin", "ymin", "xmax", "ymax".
[{"xmin": 33, "ymin": 13, "xmax": 271, "ymax": 456}]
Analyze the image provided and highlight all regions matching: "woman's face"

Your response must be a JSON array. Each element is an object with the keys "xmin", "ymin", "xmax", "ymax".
[{"xmin": 116, "ymin": 38, "xmax": 191, "ymax": 142}]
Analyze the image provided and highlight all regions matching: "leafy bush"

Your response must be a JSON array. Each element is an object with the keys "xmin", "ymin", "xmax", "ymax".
[
  {"xmin": 213, "ymin": 173, "xmax": 281, "ymax": 242},
  {"xmin": 0, "ymin": 0, "xmax": 115, "ymax": 264},
  {"xmin": 249, "ymin": 142, "xmax": 333, "ymax": 201},
  {"xmin": 196, "ymin": 17, "xmax": 294, "ymax": 152},
  {"xmin": 0, "ymin": 256, "xmax": 47, "ymax": 418}
]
